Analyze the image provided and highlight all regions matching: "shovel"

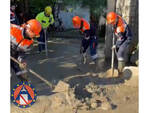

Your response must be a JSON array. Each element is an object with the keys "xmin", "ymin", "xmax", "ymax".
[
  {"xmin": 11, "ymin": 56, "xmax": 54, "ymax": 89},
  {"xmin": 111, "ymin": 28, "xmax": 115, "ymax": 77},
  {"xmin": 44, "ymin": 29, "xmax": 48, "ymax": 57}
]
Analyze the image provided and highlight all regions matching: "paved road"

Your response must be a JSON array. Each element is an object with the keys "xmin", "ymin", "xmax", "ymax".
[{"xmin": 11, "ymin": 38, "xmax": 101, "ymax": 95}]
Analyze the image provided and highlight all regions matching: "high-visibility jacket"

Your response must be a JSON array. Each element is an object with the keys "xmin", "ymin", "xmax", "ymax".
[
  {"xmin": 80, "ymin": 18, "xmax": 90, "ymax": 33},
  {"xmin": 10, "ymin": 24, "xmax": 33, "ymax": 52},
  {"xmin": 113, "ymin": 15, "xmax": 132, "ymax": 47},
  {"xmin": 80, "ymin": 18, "xmax": 97, "ymax": 39},
  {"xmin": 114, "ymin": 15, "xmax": 127, "ymax": 36},
  {"xmin": 36, "ymin": 12, "xmax": 54, "ymax": 29}
]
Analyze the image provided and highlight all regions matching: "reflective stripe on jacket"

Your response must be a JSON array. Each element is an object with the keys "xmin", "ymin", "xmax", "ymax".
[
  {"xmin": 36, "ymin": 12, "xmax": 54, "ymax": 29},
  {"xmin": 10, "ymin": 24, "xmax": 33, "ymax": 52},
  {"xmin": 114, "ymin": 15, "xmax": 132, "ymax": 47},
  {"xmin": 80, "ymin": 18, "xmax": 90, "ymax": 32}
]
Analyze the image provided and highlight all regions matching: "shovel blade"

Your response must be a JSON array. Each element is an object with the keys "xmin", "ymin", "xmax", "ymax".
[{"xmin": 105, "ymin": 69, "xmax": 118, "ymax": 78}]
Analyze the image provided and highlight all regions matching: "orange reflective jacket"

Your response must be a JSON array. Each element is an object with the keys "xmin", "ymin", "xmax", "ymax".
[
  {"xmin": 114, "ymin": 15, "xmax": 127, "ymax": 36},
  {"xmin": 80, "ymin": 18, "xmax": 90, "ymax": 32},
  {"xmin": 10, "ymin": 24, "xmax": 33, "ymax": 51}
]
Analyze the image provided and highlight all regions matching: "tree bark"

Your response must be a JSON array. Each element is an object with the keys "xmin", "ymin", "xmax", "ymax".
[
  {"xmin": 24, "ymin": 0, "xmax": 29, "ymax": 15},
  {"xmin": 104, "ymin": 0, "xmax": 116, "ymax": 60}
]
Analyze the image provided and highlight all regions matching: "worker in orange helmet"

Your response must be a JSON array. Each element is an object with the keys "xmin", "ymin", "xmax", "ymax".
[
  {"xmin": 11, "ymin": 19, "xmax": 42, "ymax": 81},
  {"xmin": 106, "ymin": 12, "xmax": 132, "ymax": 76},
  {"xmin": 72, "ymin": 16, "xmax": 98, "ymax": 65}
]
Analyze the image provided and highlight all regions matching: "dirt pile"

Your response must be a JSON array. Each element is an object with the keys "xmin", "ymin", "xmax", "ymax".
[
  {"xmin": 72, "ymin": 82, "xmax": 117, "ymax": 110},
  {"xmin": 52, "ymin": 81, "xmax": 117, "ymax": 111},
  {"xmin": 11, "ymin": 66, "xmax": 138, "ymax": 113}
]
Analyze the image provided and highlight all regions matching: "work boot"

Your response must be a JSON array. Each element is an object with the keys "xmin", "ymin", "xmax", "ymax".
[
  {"xmin": 81, "ymin": 53, "xmax": 87, "ymax": 64},
  {"xmin": 118, "ymin": 61, "xmax": 125, "ymax": 77}
]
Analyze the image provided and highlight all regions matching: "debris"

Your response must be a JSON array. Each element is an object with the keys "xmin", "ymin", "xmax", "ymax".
[
  {"xmin": 98, "ymin": 72, "xmax": 106, "ymax": 78},
  {"xmin": 90, "ymin": 102, "xmax": 98, "ymax": 109},
  {"xmin": 101, "ymin": 101, "xmax": 111, "ymax": 110},
  {"xmin": 123, "ymin": 66, "xmax": 138, "ymax": 87},
  {"xmin": 53, "ymin": 80, "xmax": 69, "ymax": 93},
  {"xmin": 111, "ymin": 103, "xmax": 117, "ymax": 110},
  {"xmin": 85, "ymin": 82, "xmax": 100, "ymax": 93},
  {"xmin": 81, "ymin": 103, "xmax": 89, "ymax": 110},
  {"xmin": 124, "ymin": 96, "xmax": 130, "ymax": 101},
  {"xmin": 50, "ymin": 93, "xmax": 67, "ymax": 109},
  {"xmin": 123, "ymin": 66, "xmax": 138, "ymax": 78}
]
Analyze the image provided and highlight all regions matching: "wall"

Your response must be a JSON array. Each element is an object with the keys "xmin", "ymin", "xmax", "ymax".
[{"xmin": 58, "ymin": 6, "xmax": 90, "ymax": 29}]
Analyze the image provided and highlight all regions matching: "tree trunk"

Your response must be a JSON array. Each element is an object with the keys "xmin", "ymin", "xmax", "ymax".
[
  {"xmin": 24, "ymin": 0, "xmax": 29, "ymax": 16},
  {"xmin": 104, "ymin": 0, "xmax": 116, "ymax": 60}
]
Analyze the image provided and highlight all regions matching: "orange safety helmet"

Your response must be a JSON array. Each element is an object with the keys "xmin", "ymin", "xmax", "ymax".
[
  {"xmin": 72, "ymin": 16, "xmax": 81, "ymax": 28},
  {"xmin": 26, "ymin": 19, "xmax": 42, "ymax": 38},
  {"xmin": 106, "ymin": 12, "xmax": 117, "ymax": 25}
]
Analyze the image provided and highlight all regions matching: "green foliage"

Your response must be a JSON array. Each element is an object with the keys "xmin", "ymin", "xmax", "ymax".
[
  {"xmin": 29, "ymin": 0, "xmax": 56, "ymax": 17},
  {"xmin": 13, "ymin": 0, "xmax": 107, "ymax": 22}
]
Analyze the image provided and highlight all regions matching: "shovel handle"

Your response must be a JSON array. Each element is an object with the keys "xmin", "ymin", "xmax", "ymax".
[
  {"xmin": 11, "ymin": 56, "xmax": 54, "ymax": 89},
  {"xmin": 111, "ymin": 28, "xmax": 115, "ymax": 76},
  {"xmin": 44, "ymin": 29, "xmax": 48, "ymax": 57}
]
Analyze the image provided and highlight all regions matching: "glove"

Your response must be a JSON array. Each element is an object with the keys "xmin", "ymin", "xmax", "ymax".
[
  {"xmin": 84, "ymin": 36, "xmax": 90, "ymax": 40},
  {"xmin": 80, "ymin": 47, "xmax": 84, "ymax": 54},
  {"xmin": 111, "ymin": 45, "xmax": 116, "ymax": 50},
  {"xmin": 19, "ymin": 62, "xmax": 27, "ymax": 69},
  {"xmin": 43, "ymin": 28, "xmax": 47, "ymax": 32}
]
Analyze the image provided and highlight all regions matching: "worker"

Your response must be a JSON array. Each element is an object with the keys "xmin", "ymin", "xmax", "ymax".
[
  {"xmin": 106, "ymin": 12, "xmax": 132, "ymax": 77},
  {"xmin": 72, "ymin": 16, "xmax": 98, "ymax": 64},
  {"xmin": 36, "ymin": 6, "xmax": 54, "ymax": 53},
  {"xmin": 10, "ymin": 3, "xmax": 19, "ymax": 25},
  {"xmin": 11, "ymin": 19, "xmax": 42, "ymax": 81}
]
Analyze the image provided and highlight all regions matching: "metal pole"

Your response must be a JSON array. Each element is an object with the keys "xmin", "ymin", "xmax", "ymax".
[{"xmin": 44, "ymin": 29, "xmax": 48, "ymax": 57}]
